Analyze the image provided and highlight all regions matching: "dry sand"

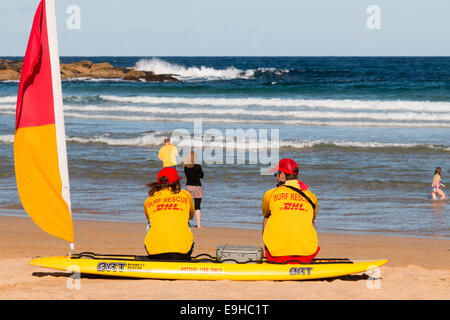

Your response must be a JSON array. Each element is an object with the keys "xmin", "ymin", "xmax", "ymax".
[{"xmin": 0, "ymin": 216, "xmax": 448, "ymax": 300}]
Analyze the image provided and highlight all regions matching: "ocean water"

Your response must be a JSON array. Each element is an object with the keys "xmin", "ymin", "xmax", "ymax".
[{"xmin": 0, "ymin": 56, "xmax": 449, "ymax": 238}]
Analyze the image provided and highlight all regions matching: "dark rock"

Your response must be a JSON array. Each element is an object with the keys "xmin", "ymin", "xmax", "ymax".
[{"xmin": 0, "ymin": 59, "xmax": 179, "ymax": 82}]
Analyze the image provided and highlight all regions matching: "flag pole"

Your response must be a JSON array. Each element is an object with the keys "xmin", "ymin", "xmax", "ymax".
[{"xmin": 45, "ymin": 0, "xmax": 75, "ymax": 254}]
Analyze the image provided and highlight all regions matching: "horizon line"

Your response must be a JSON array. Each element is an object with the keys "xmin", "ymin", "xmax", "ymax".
[{"xmin": 2, "ymin": 55, "xmax": 450, "ymax": 58}]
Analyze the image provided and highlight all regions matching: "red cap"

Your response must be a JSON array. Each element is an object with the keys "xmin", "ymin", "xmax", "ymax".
[
  {"xmin": 270, "ymin": 158, "xmax": 299, "ymax": 175},
  {"xmin": 157, "ymin": 167, "xmax": 180, "ymax": 184}
]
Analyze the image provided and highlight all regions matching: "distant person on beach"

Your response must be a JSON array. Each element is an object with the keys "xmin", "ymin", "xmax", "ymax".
[
  {"xmin": 144, "ymin": 167, "xmax": 195, "ymax": 260},
  {"xmin": 261, "ymin": 158, "xmax": 319, "ymax": 263},
  {"xmin": 183, "ymin": 151, "xmax": 204, "ymax": 228},
  {"xmin": 431, "ymin": 167, "xmax": 446, "ymax": 200},
  {"xmin": 158, "ymin": 137, "xmax": 178, "ymax": 168}
]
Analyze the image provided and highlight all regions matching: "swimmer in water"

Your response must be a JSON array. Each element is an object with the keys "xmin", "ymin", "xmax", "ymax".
[{"xmin": 431, "ymin": 167, "xmax": 446, "ymax": 200}]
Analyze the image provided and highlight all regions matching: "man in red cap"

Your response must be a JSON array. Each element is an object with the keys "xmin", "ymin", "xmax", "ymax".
[
  {"xmin": 261, "ymin": 158, "xmax": 319, "ymax": 263},
  {"xmin": 143, "ymin": 167, "xmax": 195, "ymax": 260}
]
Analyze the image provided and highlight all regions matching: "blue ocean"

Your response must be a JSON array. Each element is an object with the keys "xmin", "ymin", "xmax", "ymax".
[{"xmin": 0, "ymin": 56, "xmax": 449, "ymax": 238}]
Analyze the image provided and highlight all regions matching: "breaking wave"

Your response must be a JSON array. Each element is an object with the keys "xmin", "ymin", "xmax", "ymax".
[
  {"xmin": 133, "ymin": 58, "xmax": 288, "ymax": 81},
  {"xmin": 99, "ymin": 95, "xmax": 450, "ymax": 113},
  {"xmin": 49, "ymin": 133, "xmax": 449, "ymax": 153}
]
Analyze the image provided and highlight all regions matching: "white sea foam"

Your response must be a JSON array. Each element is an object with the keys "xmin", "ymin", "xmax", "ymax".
[
  {"xmin": 3, "ymin": 93, "xmax": 450, "ymax": 127},
  {"xmin": 66, "ymin": 132, "xmax": 260, "ymax": 149},
  {"xmin": 6, "ymin": 92, "xmax": 449, "ymax": 114},
  {"xmin": 280, "ymin": 139, "xmax": 450, "ymax": 151},
  {"xmin": 67, "ymin": 134, "xmax": 162, "ymax": 147},
  {"xmin": 99, "ymin": 95, "xmax": 450, "ymax": 113},
  {"xmin": 64, "ymin": 133, "xmax": 450, "ymax": 152},
  {"xmin": 134, "ymin": 58, "xmax": 253, "ymax": 81},
  {"xmin": 0, "ymin": 96, "xmax": 17, "ymax": 104},
  {"xmin": 0, "ymin": 106, "xmax": 448, "ymax": 127},
  {"xmin": 134, "ymin": 58, "xmax": 290, "ymax": 81},
  {"xmin": 60, "ymin": 104, "xmax": 450, "ymax": 121},
  {"xmin": 60, "ymin": 112, "xmax": 450, "ymax": 128},
  {"xmin": 2, "ymin": 129, "xmax": 447, "ymax": 151},
  {"xmin": 0, "ymin": 135, "xmax": 14, "ymax": 144}
]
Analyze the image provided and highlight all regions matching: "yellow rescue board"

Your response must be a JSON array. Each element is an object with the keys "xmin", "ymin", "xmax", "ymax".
[{"xmin": 29, "ymin": 255, "xmax": 387, "ymax": 281}]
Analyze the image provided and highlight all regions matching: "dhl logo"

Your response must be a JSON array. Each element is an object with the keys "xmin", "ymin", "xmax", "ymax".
[
  {"xmin": 156, "ymin": 203, "xmax": 181, "ymax": 211},
  {"xmin": 280, "ymin": 202, "xmax": 306, "ymax": 211}
]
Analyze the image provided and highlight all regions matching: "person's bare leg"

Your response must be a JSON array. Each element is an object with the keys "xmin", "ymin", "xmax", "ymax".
[
  {"xmin": 436, "ymin": 189, "xmax": 446, "ymax": 200},
  {"xmin": 195, "ymin": 209, "xmax": 202, "ymax": 228}
]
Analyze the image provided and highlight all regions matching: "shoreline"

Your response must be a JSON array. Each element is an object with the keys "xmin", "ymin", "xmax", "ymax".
[
  {"xmin": 1, "ymin": 215, "xmax": 449, "ymax": 268},
  {"xmin": 0, "ymin": 208, "xmax": 448, "ymax": 241},
  {"xmin": 0, "ymin": 215, "xmax": 448, "ymax": 299}
]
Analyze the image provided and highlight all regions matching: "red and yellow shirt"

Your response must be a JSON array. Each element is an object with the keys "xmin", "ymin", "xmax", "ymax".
[
  {"xmin": 262, "ymin": 180, "xmax": 318, "ymax": 257},
  {"xmin": 144, "ymin": 188, "xmax": 194, "ymax": 255}
]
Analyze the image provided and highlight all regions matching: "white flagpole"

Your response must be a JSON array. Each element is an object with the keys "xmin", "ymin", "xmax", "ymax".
[{"xmin": 45, "ymin": 0, "xmax": 74, "ymax": 254}]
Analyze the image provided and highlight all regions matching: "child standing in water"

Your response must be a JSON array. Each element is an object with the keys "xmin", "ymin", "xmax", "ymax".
[{"xmin": 431, "ymin": 167, "xmax": 446, "ymax": 200}]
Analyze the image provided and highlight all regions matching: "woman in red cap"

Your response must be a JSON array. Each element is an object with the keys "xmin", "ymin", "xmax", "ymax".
[
  {"xmin": 144, "ymin": 167, "xmax": 195, "ymax": 260},
  {"xmin": 262, "ymin": 158, "xmax": 319, "ymax": 263}
]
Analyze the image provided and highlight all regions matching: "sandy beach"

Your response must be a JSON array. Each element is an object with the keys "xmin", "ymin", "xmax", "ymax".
[{"xmin": 0, "ymin": 215, "xmax": 448, "ymax": 300}]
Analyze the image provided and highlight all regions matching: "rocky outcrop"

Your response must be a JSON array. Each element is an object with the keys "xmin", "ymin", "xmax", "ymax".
[
  {"xmin": 0, "ymin": 59, "xmax": 23, "ymax": 81},
  {"xmin": 0, "ymin": 59, "xmax": 179, "ymax": 82}
]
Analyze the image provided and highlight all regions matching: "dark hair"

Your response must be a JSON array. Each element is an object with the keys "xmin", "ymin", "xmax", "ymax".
[
  {"xmin": 146, "ymin": 176, "xmax": 181, "ymax": 197},
  {"xmin": 285, "ymin": 167, "xmax": 299, "ymax": 180},
  {"xmin": 435, "ymin": 167, "xmax": 442, "ymax": 176}
]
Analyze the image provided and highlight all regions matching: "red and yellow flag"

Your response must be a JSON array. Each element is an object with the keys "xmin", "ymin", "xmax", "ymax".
[{"xmin": 14, "ymin": 0, "xmax": 73, "ymax": 243}]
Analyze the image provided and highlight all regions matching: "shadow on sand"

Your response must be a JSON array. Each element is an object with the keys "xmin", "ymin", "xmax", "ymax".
[{"xmin": 32, "ymin": 271, "xmax": 378, "ymax": 282}]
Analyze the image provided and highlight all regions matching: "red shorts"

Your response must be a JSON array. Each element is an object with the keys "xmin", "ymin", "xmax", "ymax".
[{"xmin": 265, "ymin": 246, "xmax": 320, "ymax": 264}]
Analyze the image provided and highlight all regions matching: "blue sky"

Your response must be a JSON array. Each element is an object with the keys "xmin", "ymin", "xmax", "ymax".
[{"xmin": 1, "ymin": 0, "xmax": 449, "ymax": 56}]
